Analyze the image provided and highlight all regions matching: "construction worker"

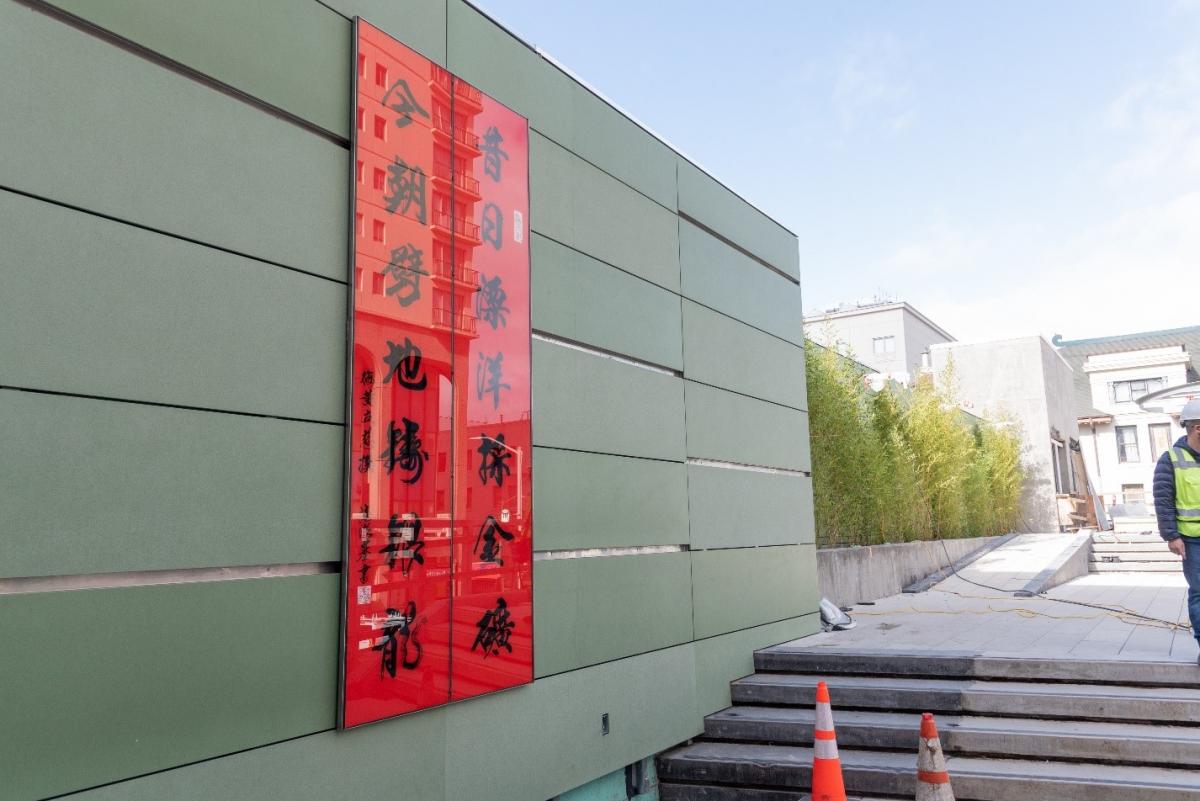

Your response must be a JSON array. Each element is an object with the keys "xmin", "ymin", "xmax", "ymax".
[{"xmin": 1154, "ymin": 397, "xmax": 1200, "ymax": 663}]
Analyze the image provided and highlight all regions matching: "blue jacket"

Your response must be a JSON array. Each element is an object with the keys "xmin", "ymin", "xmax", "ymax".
[{"xmin": 1155, "ymin": 436, "xmax": 1200, "ymax": 541}]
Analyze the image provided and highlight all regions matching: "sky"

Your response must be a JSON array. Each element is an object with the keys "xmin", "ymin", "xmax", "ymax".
[{"xmin": 475, "ymin": 0, "xmax": 1200, "ymax": 343}]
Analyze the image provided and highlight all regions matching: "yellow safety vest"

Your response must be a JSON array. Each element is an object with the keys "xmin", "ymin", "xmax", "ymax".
[{"xmin": 1169, "ymin": 446, "xmax": 1200, "ymax": 537}]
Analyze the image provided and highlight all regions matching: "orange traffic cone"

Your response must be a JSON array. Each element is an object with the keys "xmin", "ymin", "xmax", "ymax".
[
  {"xmin": 810, "ymin": 681, "xmax": 847, "ymax": 801},
  {"xmin": 916, "ymin": 712, "xmax": 955, "ymax": 800}
]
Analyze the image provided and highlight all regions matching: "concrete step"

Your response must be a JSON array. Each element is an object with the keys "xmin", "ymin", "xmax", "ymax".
[
  {"xmin": 752, "ymin": 647, "xmax": 1200, "ymax": 687},
  {"xmin": 730, "ymin": 673, "xmax": 1200, "ymax": 724},
  {"xmin": 657, "ymin": 741, "xmax": 1200, "ymax": 801},
  {"xmin": 1089, "ymin": 561, "xmax": 1180, "ymax": 572},
  {"xmin": 660, "ymin": 787, "xmax": 891, "ymax": 801},
  {"xmin": 1092, "ymin": 542, "xmax": 1171, "ymax": 553},
  {"xmin": 1090, "ymin": 551, "xmax": 1179, "ymax": 562},
  {"xmin": 704, "ymin": 706, "xmax": 1200, "ymax": 767}
]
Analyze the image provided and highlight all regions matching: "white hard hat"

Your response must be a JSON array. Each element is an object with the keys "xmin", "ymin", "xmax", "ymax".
[{"xmin": 1182, "ymin": 398, "xmax": 1200, "ymax": 425}]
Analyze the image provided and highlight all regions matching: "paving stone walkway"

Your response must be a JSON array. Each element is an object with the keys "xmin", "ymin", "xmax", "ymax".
[{"xmin": 795, "ymin": 533, "xmax": 1198, "ymax": 663}]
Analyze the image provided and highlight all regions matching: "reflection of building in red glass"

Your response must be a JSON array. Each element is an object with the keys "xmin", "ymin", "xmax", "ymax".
[{"xmin": 430, "ymin": 63, "xmax": 482, "ymax": 339}]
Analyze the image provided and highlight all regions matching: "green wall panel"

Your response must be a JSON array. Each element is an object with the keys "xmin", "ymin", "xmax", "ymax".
[
  {"xmin": 692, "ymin": 614, "xmax": 820, "ymax": 718},
  {"xmin": 445, "ymin": 644, "xmax": 699, "ymax": 801},
  {"xmin": 682, "ymin": 300, "xmax": 807, "ymax": 411},
  {"xmin": 533, "ymin": 553, "xmax": 693, "ymax": 676},
  {"xmin": 1, "ymin": 575, "xmax": 339, "ymax": 801},
  {"xmin": 0, "ymin": 3, "xmax": 346, "ymax": 280},
  {"xmin": 322, "ymin": 0, "xmax": 447, "ymax": 66},
  {"xmin": 690, "ymin": 545, "xmax": 818, "ymax": 639},
  {"xmin": 0, "ymin": 389, "xmax": 342, "ymax": 579},
  {"xmin": 677, "ymin": 158, "xmax": 799, "ymax": 279},
  {"xmin": 679, "ymin": 219, "xmax": 805, "ymax": 345},
  {"xmin": 569, "ymin": 82, "xmax": 677, "ymax": 210},
  {"xmin": 533, "ymin": 447, "xmax": 689, "ymax": 551},
  {"xmin": 0, "ymin": 190, "xmax": 344, "ymax": 422},
  {"xmin": 45, "ymin": 0, "xmax": 351, "ymax": 136},
  {"xmin": 533, "ymin": 234, "xmax": 683, "ymax": 370},
  {"xmin": 684, "ymin": 382, "xmax": 811, "ymax": 471},
  {"xmin": 447, "ymin": 2, "xmax": 676, "ymax": 210},
  {"xmin": 447, "ymin": 0, "xmax": 573, "ymax": 146},
  {"xmin": 59, "ymin": 712, "xmax": 447, "ymax": 801},
  {"xmin": 530, "ymin": 133, "xmax": 680, "ymax": 292},
  {"xmin": 687, "ymin": 465, "xmax": 813, "ymax": 550},
  {"xmin": 533, "ymin": 340, "xmax": 686, "ymax": 461}
]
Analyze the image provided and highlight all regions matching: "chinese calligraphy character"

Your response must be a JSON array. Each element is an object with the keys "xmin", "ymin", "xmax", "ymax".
[
  {"xmin": 477, "ymin": 433, "xmax": 512, "ymax": 487},
  {"xmin": 476, "ymin": 273, "xmax": 509, "ymax": 330},
  {"xmin": 380, "ymin": 417, "xmax": 430, "ymax": 485},
  {"xmin": 476, "ymin": 352, "xmax": 510, "ymax": 409},
  {"xmin": 479, "ymin": 126, "xmax": 509, "ymax": 183},
  {"xmin": 481, "ymin": 202, "xmax": 503, "ymax": 250},
  {"xmin": 383, "ymin": 157, "xmax": 427, "ymax": 224},
  {"xmin": 357, "ymin": 454, "xmax": 372, "ymax": 474},
  {"xmin": 472, "ymin": 597, "xmax": 514, "ymax": 658},
  {"xmin": 382, "ymin": 337, "xmax": 428, "ymax": 390},
  {"xmin": 381, "ymin": 79, "xmax": 429, "ymax": 129},
  {"xmin": 381, "ymin": 513, "xmax": 425, "ymax": 577},
  {"xmin": 359, "ymin": 386, "xmax": 373, "ymax": 407},
  {"xmin": 361, "ymin": 370, "xmax": 375, "ymax": 387},
  {"xmin": 383, "ymin": 243, "xmax": 424, "ymax": 307},
  {"xmin": 474, "ymin": 515, "xmax": 514, "ymax": 566},
  {"xmin": 373, "ymin": 602, "xmax": 422, "ymax": 677}
]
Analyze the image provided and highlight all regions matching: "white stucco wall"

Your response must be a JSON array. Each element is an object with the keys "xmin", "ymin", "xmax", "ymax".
[{"xmin": 930, "ymin": 336, "xmax": 1077, "ymax": 532}]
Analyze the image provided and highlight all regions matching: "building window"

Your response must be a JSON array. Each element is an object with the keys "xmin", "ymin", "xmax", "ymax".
[
  {"xmin": 872, "ymin": 335, "xmax": 896, "ymax": 355},
  {"xmin": 1116, "ymin": 425, "xmax": 1140, "ymax": 463},
  {"xmin": 1111, "ymin": 377, "xmax": 1164, "ymax": 403},
  {"xmin": 1121, "ymin": 484, "xmax": 1145, "ymax": 506},
  {"xmin": 1150, "ymin": 423, "xmax": 1173, "ymax": 457}
]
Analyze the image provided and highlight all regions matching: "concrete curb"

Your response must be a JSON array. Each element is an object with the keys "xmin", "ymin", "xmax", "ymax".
[
  {"xmin": 1014, "ymin": 531, "xmax": 1093, "ymax": 597},
  {"xmin": 901, "ymin": 532, "xmax": 1021, "ymax": 594}
]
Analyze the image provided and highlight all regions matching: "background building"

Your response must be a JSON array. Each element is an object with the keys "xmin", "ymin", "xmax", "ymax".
[
  {"xmin": 805, "ymin": 299, "xmax": 955, "ymax": 388},
  {"xmin": 930, "ymin": 337, "xmax": 1084, "ymax": 532},
  {"xmin": 1056, "ymin": 327, "xmax": 1200, "ymax": 512},
  {"xmin": 0, "ymin": 2, "xmax": 816, "ymax": 800}
]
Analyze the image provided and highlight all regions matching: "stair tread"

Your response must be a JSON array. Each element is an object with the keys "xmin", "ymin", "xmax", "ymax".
[
  {"xmin": 753, "ymin": 648, "xmax": 1200, "ymax": 686},
  {"xmin": 660, "ymin": 741, "xmax": 1200, "ymax": 787},
  {"xmin": 708, "ymin": 705, "xmax": 1200, "ymax": 742},
  {"xmin": 733, "ymin": 672, "xmax": 1200, "ymax": 701}
]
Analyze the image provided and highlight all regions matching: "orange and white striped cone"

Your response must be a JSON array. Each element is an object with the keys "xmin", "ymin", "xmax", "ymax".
[
  {"xmin": 916, "ymin": 712, "xmax": 955, "ymax": 801},
  {"xmin": 811, "ymin": 681, "xmax": 847, "ymax": 801}
]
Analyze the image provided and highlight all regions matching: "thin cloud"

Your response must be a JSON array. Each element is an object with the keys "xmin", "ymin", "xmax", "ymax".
[{"xmin": 832, "ymin": 32, "xmax": 916, "ymax": 133}]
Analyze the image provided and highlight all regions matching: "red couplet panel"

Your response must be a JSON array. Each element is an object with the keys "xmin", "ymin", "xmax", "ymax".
[
  {"xmin": 450, "ymin": 81, "xmax": 534, "ymax": 700},
  {"xmin": 342, "ymin": 19, "xmax": 532, "ymax": 729}
]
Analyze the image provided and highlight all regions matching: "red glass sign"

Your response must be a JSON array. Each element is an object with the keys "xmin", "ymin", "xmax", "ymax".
[{"xmin": 341, "ymin": 19, "xmax": 533, "ymax": 729}]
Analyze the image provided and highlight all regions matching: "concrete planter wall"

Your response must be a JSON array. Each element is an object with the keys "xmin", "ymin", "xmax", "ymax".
[{"xmin": 818, "ymin": 536, "xmax": 1000, "ymax": 608}]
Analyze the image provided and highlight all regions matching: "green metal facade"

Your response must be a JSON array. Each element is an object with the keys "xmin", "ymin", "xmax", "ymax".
[{"xmin": 0, "ymin": 2, "xmax": 818, "ymax": 799}]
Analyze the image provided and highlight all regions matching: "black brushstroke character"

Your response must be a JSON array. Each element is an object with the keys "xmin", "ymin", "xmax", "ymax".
[
  {"xmin": 361, "ymin": 370, "xmax": 375, "ymax": 387},
  {"xmin": 471, "ymin": 597, "xmax": 514, "ymax": 658},
  {"xmin": 477, "ymin": 433, "xmax": 512, "ymax": 487},
  {"xmin": 383, "ymin": 157, "xmax": 427, "ymax": 224},
  {"xmin": 479, "ymin": 126, "xmax": 509, "ymax": 183},
  {"xmin": 481, "ymin": 203, "xmax": 503, "ymax": 250},
  {"xmin": 381, "ymin": 79, "xmax": 429, "ymax": 129},
  {"xmin": 382, "ymin": 337, "xmax": 428, "ymax": 390},
  {"xmin": 380, "ymin": 418, "xmax": 429, "ymax": 485},
  {"xmin": 381, "ymin": 513, "xmax": 425, "ymax": 577},
  {"xmin": 475, "ymin": 352, "xmax": 510, "ymax": 409},
  {"xmin": 382, "ymin": 243, "xmax": 424, "ymax": 307},
  {"xmin": 475, "ymin": 273, "xmax": 509, "ymax": 330},
  {"xmin": 374, "ymin": 602, "xmax": 422, "ymax": 677},
  {"xmin": 474, "ymin": 515, "xmax": 514, "ymax": 566}
]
